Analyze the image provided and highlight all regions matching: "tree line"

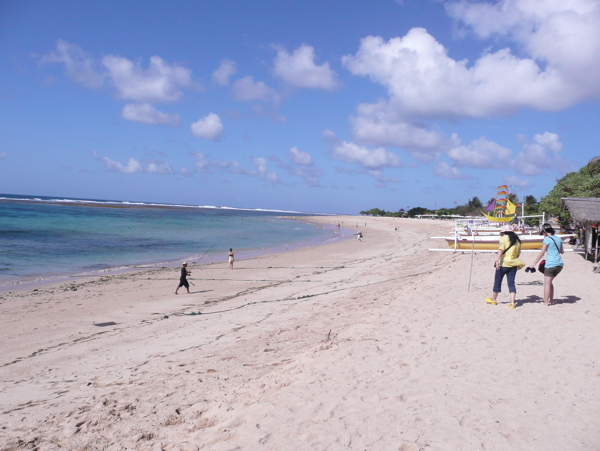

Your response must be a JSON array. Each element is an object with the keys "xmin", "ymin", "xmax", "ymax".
[{"xmin": 360, "ymin": 157, "xmax": 600, "ymax": 226}]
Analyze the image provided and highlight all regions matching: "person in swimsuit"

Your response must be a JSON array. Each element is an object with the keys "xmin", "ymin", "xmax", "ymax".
[{"xmin": 228, "ymin": 248, "xmax": 234, "ymax": 269}]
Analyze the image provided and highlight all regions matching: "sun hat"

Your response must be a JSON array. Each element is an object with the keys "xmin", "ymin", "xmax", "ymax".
[{"xmin": 183, "ymin": 261, "xmax": 187, "ymax": 265}]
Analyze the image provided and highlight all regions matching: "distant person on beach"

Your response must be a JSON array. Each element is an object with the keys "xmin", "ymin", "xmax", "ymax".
[
  {"xmin": 356, "ymin": 231, "xmax": 363, "ymax": 242},
  {"xmin": 228, "ymin": 248, "xmax": 234, "ymax": 269},
  {"xmin": 175, "ymin": 262, "xmax": 191, "ymax": 294},
  {"xmin": 486, "ymin": 226, "xmax": 525, "ymax": 309},
  {"xmin": 527, "ymin": 224, "xmax": 564, "ymax": 306}
]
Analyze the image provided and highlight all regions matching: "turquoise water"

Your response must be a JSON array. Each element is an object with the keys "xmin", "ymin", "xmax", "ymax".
[{"xmin": 0, "ymin": 194, "xmax": 344, "ymax": 288}]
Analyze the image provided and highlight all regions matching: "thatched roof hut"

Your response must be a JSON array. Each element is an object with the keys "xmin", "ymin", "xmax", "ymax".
[
  {"xmin": 562, "ymin": 197, "xmax": 600, "ymax": 268},
  {"xmin": 562, "ymin": 198, "xmax": 600, "ymax": 222}
]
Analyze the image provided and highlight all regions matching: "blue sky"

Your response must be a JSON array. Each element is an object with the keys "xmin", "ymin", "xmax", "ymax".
[{"xmin": 1, "ymin": 0, "xmax": 599, "ymax": 214}]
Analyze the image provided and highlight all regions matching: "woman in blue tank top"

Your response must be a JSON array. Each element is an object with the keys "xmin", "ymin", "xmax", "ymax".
[{"xmin": 527, "ymin": 224, "xmax": 564, "ymax": 306}]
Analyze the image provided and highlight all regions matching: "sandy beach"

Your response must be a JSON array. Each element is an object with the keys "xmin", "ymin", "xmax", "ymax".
[{"xmin": 1, "ymin": 216, "xmax": 598, "ymax": 450}]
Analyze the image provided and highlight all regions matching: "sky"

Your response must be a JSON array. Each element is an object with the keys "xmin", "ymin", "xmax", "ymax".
[{"xmin": 1, "ymin": 0, "xmax": 599, "ymax": 214}]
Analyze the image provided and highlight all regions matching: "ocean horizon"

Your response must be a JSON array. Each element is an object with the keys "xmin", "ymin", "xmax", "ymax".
[{"xmin": 0, "ymin": 193, "xmax": 350, "ymax": 290}]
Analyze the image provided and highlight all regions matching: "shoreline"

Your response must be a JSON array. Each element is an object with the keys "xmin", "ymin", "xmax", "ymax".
[
  {"xmin": 1, "ymin": 216, "xmax": 598, "ymax": 450},
  {"xmin": 0, "ymin": 217, "xmax": 354, "ymax": 294}
]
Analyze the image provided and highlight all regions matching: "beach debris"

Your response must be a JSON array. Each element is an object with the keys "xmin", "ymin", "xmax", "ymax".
[{"xmin": 93, "ymin": 322, "xmax": 117, "ymax": 327}]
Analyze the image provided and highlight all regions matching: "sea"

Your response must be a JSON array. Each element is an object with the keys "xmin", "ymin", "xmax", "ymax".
[{"xmin": 0, "ymin": 194, "xmax": 350, "ymax": 290}]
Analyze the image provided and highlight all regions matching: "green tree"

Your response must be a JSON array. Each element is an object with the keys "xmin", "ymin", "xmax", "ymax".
[
  {"xmin": 407, "ymin": 207, "xmax": 429, "ymax": 217},
  {"xmin": 359, "ymin": 208, "xmax": 389, "ymax": 216},
  {"xmin": 539, "ymin": 159, "xmax": 600, "ymax": 226},
  {"xmin": 508, "ymin": 193, "xmax": 520, "ymax": 205},
  {"xmin": 468, "ymin": 197, "xmax": 483, "ymax": 209},
  {"xmin": 521, "ymin": 195, "xmax": 540, "ymax": 226},
  {"xmin": 524, "ymin": 195, "xmax": 538, "ymax": 207}
]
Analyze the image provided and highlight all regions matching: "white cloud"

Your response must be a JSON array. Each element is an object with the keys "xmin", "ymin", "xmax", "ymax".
[
  {"xmin": 446, "ymin": 0, "xmax": 600, "ymax": 103},
  {"xmin": 102, "ymin": 55, "xmax": 193, "ymax": 103},
  {"xmin": 286, "ymin": 147, "xmax": 322, "ymax": 186},
  {"xmin": 41, "ymin": 40, "xmax": 105, "ymax": 88},
  {"xmin": 230, "ymin": 157, "xmax": 280, "ymax": 183},
  {"xmin": 43, "ymin": 41, "xmax": 196, "ymax": 103},
  {"xmin": 146, "ymin": 161, "xmax": 173, "ymax": 174},
  {"xmin": 191, "ymin": 152, "xmax": 279, "ymax": 183},
  {"xmin": 121, "ymin": 103, "xmax": 180, "ymax": 126},
  {"xmin": 335, "ymin": 166, "xmax": 400, "ymax": 185},
  {"xmin": 447, "ymin": 134, "xmax": 513, "ymax": 168},
  {"xmin": 230, "ymin": 76, "xmax": 278, "ymax": 103},
  {"xmin": 504, "ymin": 175, "xmax": 532, "ymax": 188},
  {"xmin": 192, "ymin": 152, "xmax": 211, "ymax": 172},
  {"xmin": 272, "ymin": 44, "xmax": 338, "ymax": 90},
  {"xmin": 446, "ymin": 0, "xmax": 600, "ymax": 88},
  {"xmin": 41, "ymin": 41, "xmax": 199, "ymax": 127},
  {"xmin": 191, "ymin": 113, "xmax": 224, "ymax": 141},
  {"xmin": 212, "ymin": 59, "xmax": 237, "ymax": 86},
  {"xmin": 338, "ymin": 2, "xmax": 600, "ymax": 180},
  {"xmin": 434, "ymin": 160, "xmax": 466, "ymax": 179},
  {"xmin": 350, "ymin": 104, "xmax": 447, "ymax": 158},
  {"xmin": 343, "ymin": 0, "xmax": 600, "ymax": 123},
  {"xmin": 93, "ymin": 150, "xmax": 175, "ymax": 174},
  {"xmin": 252, "ymin": 157, "xmax": 280, "ymax": 183},
  {"xmin": 322, "ymin": 129, "xmax": 338, "ymax": 142},
  {"xmin": 93, "ymin": 151, "xmax": 143, "ymax": 174},
  {"xmin": 191, "ymin": 152, "xmax": 230, "ymax": 172},
  {"xmin": 368, "ymin": 169, "xmax": 401, "ymax": 184},
  {"xmin": 288, "ymin": 146, "xmax": 314, "ymax": 165},
  {"xmin": 332, "ymin": 141, "xmax": 401, "ymax": 169},
  {"xmin": 343, "ymin": 28, "xmax": 577, "ymax": 119},
  {"xmin": 512, "ymin": 132, "xmax": 568, "ymax": 175}
]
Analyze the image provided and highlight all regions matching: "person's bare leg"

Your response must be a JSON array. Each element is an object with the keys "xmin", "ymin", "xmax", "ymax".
[
  {"xmin": 509, "ymin": 291, "xmax": 516, "ymax": 308},
  {"xmin": 548, "ymin": 276, "xmax": 555, "ymax": 305},
  {"xmin": 543, "ymin": 276, "xmax": 554, "ymax": 306}
]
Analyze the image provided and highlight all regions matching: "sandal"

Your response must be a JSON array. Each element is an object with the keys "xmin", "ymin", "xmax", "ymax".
[
  {"xmin": 486, "ymin": 297, "xmax": 497, "ymax": 305},
  {"xmin": 508, "ymin": 303, "xmax": 516, "ymax": 309}
]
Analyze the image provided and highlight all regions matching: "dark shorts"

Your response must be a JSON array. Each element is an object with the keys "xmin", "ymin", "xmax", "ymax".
[
  {"xmin": 544, "ymin": 265, "xmax": 563, "ymax": 277},
  {"xmin": 178, "ymin": 279, "xmax": 189, "ymax": 288}
]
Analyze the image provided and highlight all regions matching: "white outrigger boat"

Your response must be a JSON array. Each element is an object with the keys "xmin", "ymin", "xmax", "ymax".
[
  {"xmin": 435, "ymin": 186, "xmax": 574, "ymax": 251},
  {"xmin": 444, "ymin": 233, "xmax": 574, "ymax": 250}
]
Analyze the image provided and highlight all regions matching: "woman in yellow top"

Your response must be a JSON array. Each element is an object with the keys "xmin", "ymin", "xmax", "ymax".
[{"xmin": 486, "ymin": 226, "xmax": 525, "ymax": 308}]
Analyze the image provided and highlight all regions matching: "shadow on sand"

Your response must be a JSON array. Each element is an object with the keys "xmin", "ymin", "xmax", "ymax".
[
  {"xmin": 518, "ymin": 280, "xmax": 543, "ymax": 286},
  {"xmin": 554, "ymin": 295, "xmax": 581, "ymax": 305},
  {"xmin": 519, "ymin": 294, "xmax": 581, "ymax": 305}
]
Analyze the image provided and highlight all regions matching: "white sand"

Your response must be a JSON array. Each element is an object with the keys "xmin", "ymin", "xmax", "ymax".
[{"xmin": 1, "ymin": 217, "xmax": 598, "ymax": 450}]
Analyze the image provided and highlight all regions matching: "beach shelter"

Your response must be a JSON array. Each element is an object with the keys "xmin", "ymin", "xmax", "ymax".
[{"xmin": 562, "ymin": 197, "xmax": 600, "ymax": 269}]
